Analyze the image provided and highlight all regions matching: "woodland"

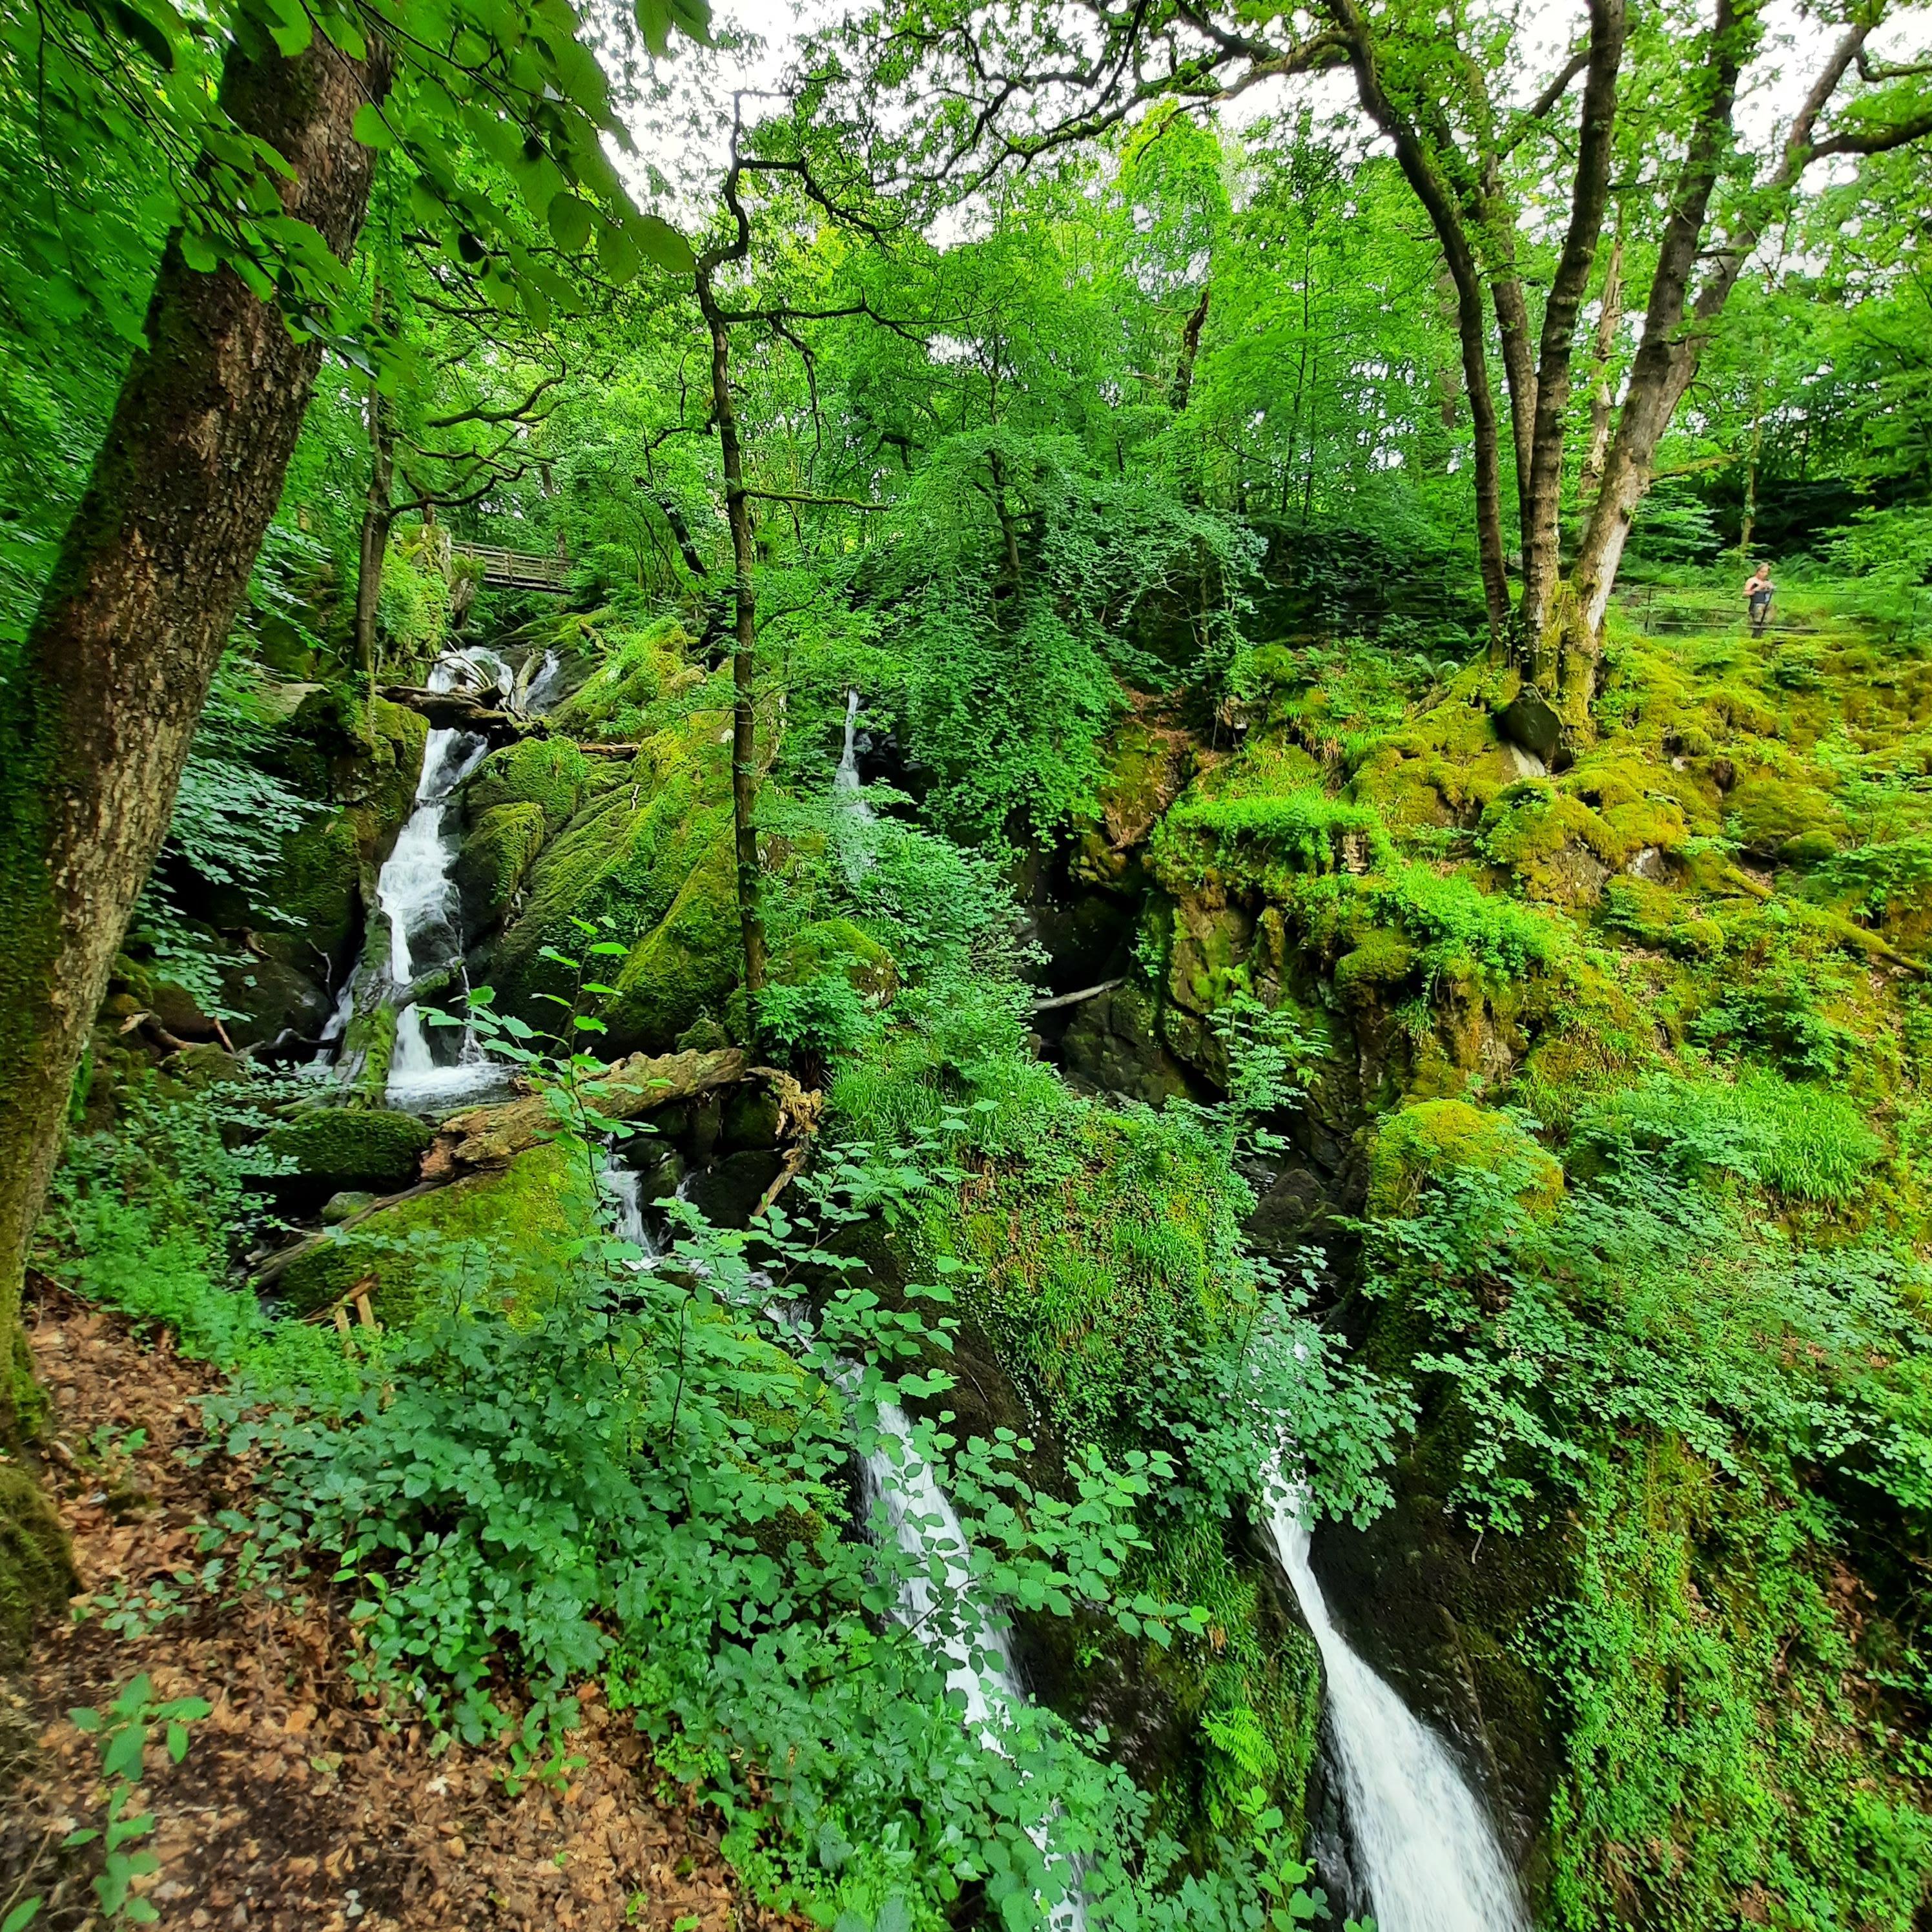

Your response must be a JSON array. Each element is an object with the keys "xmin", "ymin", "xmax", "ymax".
[{"xmin": 1, "ymin": 0, "xmax": 1931, "ymax": 1925}]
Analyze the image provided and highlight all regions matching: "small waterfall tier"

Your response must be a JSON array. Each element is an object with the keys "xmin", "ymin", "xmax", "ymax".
[
  {"xmin": 862, "ymin": 1403, "xmax": 1085, "ymax": 1931},
  {"xmin": 1259, "ymin": 1460, "xmax": 1528, "ymax": 1932},
  {"xmin": 382, "ymin": 648, "xmax": 509, "ymax": 1109}
]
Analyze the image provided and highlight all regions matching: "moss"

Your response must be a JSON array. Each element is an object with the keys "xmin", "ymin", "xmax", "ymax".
[
  {"xmin": 455, "ymin": 801, "xmax": 548, "ymax": 932},
  {"xmin": 605, "ymin": 828, "xmax": 743, "ymax": 1053},
  {"xmin": 466, "ymin": 737, "xmax": 590, "ymax": 834},
  {"xmin": 1333, "ymin": 927, "xmax": 1417, "ymax": 1001},
  {"xmin": 268, "ymin": 1106, "xmax": 435, "ymax": 1190},
  {"xmin": 1367, "ymin": 1099, "xmax": 1563, "ymax": 1217},
  {"xmin": 486, "ymin": 704, "xmax": 734, "ymax": 1030},
  {"xmin": 276, "ymin": 1140, "xmax": 592, "ymax": 1322},
  {"xmin": 1727, "ymin": 777, "xmax": 1847, "ymax": 860},
  {"xmin": 0, "ymin": 1465, "xmax": 76, "ymax": 1665},
  {"xmin": 265, "ymin": 810, "xmax": 364, "ymax": 959},
  {"xmin": 772, "ymin": 918, "xmax": 898, "ymax": 1000}
]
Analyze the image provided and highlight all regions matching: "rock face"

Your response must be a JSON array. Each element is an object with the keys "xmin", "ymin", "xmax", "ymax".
[{"xmin": 453, "ymin": 627, "xmax": 745, "ymax": 1054}]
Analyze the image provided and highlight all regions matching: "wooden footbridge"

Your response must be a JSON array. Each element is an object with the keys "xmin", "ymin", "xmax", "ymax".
[{"xmin": 453, "ymin": 542, "xmax": 571, "ymax": 593}]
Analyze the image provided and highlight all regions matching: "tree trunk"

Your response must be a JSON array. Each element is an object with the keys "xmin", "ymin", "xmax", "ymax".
[
  {"xmin": 1577, "ymin": 230, "xmax": 1624, "ymax": 509},
  {"xmin": 355, "ymin": 295, "xmax": 395, "ymax": 688},
  {"xmin": 1169, "ymin": 285, "xmax": 1210, "ymax": 412},
  {"xmin": 1519, "ymin": 0, "xmax": 1627, "ymax": 682},
  {"xmin": 1333, "ymin": 0, "xmax": 1510, "ymax": 641},
  {"xmin": 697, "ymin": 277, "xmax": 768, "ymax": 1037},
  {"xmin": 1570, "ymin": 0, "xmax": 1754, "ymax": 629},
  {"xmin": 0, "ymin": 31, "xmax": 387, "ymax": 1432}
]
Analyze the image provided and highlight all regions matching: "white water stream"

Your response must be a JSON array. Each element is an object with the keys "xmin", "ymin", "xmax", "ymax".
[
  {"xmin": 1259, "ymin": 1461, "xmax": 1528, "ymax": 1932},
  {"xmin": 833, "ymin": 687, "xmax": 875, "ymax": 883},
  {"xmin": 862, "ymin": 1404, "xmax": 1085, "ymax": 1931},
  {"xmin": 381, "ymin": 649, "xmax": 507, "ymax": 1109}
]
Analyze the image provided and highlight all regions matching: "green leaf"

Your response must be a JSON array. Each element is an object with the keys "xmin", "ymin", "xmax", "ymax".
[
  {"xmin": 667, "ymin": 0, "xmax": 713, "ymax": 44},
  {"xmin": 108, "ymin": 0, "xmax": 176, "ymax": 69},
  {"xmin": 2, "ymin": 1898, "xmax": 43, "ymax": 1932},
  {"xmin": 68, "ymin": 1707, "xmax": 102, "ymax": 1734},
  {"xmin": 352, "ymin": 103, "xmax": 395, "ymax": 151},
  {"xmin": 548, "ymin": 192, "xmax": 594, "ymax": 253},
  {"xmin": 596, "ymin": 221, "xmax": 640, "ymax": 285},
  {"xmin": 633, "ymin": 0, "xmax": 672, "ymax": 56},
  {"xmin": 103, "ymin": 1723, "xmax": 149, "ymax": 1780},
  {"xmin": 625, "ymin": 212, "xmax": 695, "ymax": 275}
]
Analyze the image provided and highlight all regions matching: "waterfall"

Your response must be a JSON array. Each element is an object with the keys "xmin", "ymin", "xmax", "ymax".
[
  {"xmin": 834, "ymin": 687, "xmax": 875, "ymax": 883},
  {"xmin": 1258, "ymin": 1462, "xmax": 1528, "ymax": 1932},
  {"xmin": 862, "ymin": 1403, "xmax": 1086, "ymax": 1931},
  {"xmin": 382, "ymin": 650, "xmax": 504, "ymax": 1109},
  {"xmin": 599, "ymin": 1160, "xmax": 664, "ymax": 1267}
]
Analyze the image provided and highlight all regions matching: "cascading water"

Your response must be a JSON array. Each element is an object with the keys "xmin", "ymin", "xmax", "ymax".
[
  {"xmin": 863, "ymin": 1404, "xmax": 1085, "ymax": 1931},
  {"xmin": 381, "ymin": 649, "xmax": 506, "ymax": 1109},
  {"xmin": 833, "ymin": 687, "xmax": 875, "ymax": 883},
  {"xmin": 1259, "ymin": 1461, "xmax": 1528, "ymax": 1932}
]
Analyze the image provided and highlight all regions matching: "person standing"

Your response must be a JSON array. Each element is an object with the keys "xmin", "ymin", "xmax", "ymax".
[{"xmin": 1744, "ymin": 563, "xmax": 1776, "ymax": 636}]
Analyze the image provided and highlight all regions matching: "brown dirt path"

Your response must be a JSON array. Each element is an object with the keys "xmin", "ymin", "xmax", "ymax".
[{"xmin": 0, "ymin": 1285, "xmax": 786, "ymax": 1932}]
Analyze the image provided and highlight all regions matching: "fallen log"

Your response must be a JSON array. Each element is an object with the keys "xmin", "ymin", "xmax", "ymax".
[
  {"xmin": 379, "ymin": 684, "xmax": 542, "ymax": 741},
  {"xmin": 419, "ymin": 1045, "xmax": 748, "ymax": 1181}
]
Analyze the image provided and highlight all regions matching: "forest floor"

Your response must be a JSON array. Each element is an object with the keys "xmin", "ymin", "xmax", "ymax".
[{"xmin": 0, "ymin": 1282, "xmax": 778, "ymax": 1932}]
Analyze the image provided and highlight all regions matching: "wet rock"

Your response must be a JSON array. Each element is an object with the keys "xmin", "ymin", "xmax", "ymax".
[{"xmin": 683, "ymin": 1149, "xmax": 785, "ymax": 1226}]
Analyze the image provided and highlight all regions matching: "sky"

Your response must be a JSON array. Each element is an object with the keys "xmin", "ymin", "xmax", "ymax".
[{"xmin": 618, "ymin": 0, "xmax": 1932, "ymax": 217}]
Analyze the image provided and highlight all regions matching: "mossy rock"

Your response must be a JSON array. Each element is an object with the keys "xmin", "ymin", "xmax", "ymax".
[
  {"xmin": 772, "ymin": 918, "xmax": 898, "ymax": 1001},
  {"xmin": 604, "ymin": 828, "xmax": 743, "ymax": 1054},
  {"xmin": 485, "ymin": 710, "xmax": 733, "ymax": 1033},
  {"xmin": 456, "ymin": 801, "xmax": 548, "ymax": 934},
  {"xmin": 0, "ymin": 1466, "xmax": 76, "ymax": 1665},
  {"xmin": 1333, "ymin": 928, "xmax": 1417, "ymax": 1002},
  {"xmin": 1727, "ymin": 777, "xmax": 1847, "ymax": 861},
  {"xmin": 269, "ymin": 1107, "xmax": 436, "ymax": 1190},
  {"xmin": 1780, "ymin": 828, "xmax": 1840, "ymax": 868},
  {"xmin": 276, "ymin": 1140, "xmax": 592, "ymax": 1322},
  {"xmin": 1367, "ymin": 1100, "xmax": 1563, "ymax": 1217},
  {"xmin": 265, "ymin": 810, "xmax": 365, "ymax": 962},
  {"xmin": 466, "ymin": 737, "xmax": 590, "ymax": 834}
]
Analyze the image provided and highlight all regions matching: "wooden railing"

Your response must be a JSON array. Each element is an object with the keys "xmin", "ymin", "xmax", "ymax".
[{"xmin": 453, "ymin": 542, "xmax": 571, "ymax": 592}]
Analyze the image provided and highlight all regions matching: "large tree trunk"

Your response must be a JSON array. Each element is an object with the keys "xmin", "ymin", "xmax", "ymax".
[
  {"xmin": 1518, "ymin": 0, "xmax": 1627, "ymax": 679},
  {"xmin": 1576, "ymin": 230, "xmax": 1624, "ymax": 509},
  {"xmin": 1570, "ymin": 0, "xmax": 1754, "ymax": 630},
  {"xmin": 354, "ymin": 287, "xmax": 395, "ymax": 688},
  {"xmin": 0, "ymin": 32, "xmax": 387, "ymax": 1431},
  {"xmin": 1334, "ymin": 0, "xmax": 1510, "ymax": 641},
  {"xmin": 697, "ymin": 279, "xmax": 769, "ymax": 1037}
]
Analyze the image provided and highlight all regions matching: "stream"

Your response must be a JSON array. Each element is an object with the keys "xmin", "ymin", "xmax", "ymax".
[
  {"xmin": 314, "ymin": 644, "xmax": 557, "ymax": 1108},
  {"xmin": 1260, "ymin": 1463, "xmax": 1528, "ymax": 1932}
]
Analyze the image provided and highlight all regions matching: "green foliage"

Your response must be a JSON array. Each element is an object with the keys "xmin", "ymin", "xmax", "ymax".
[
  {"xmin": 1573, "ymin": 1070, "xmax": 1883, "ymax": 1204},
  {"xmin": 61, "ymin": 1672, "xmax": 211, "ymax": 1926}
]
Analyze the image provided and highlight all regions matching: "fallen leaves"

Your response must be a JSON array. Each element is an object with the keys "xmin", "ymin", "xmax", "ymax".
[{"xmin": 0, "ymin": 1286, "xmax": 794, "ymax": 1932}]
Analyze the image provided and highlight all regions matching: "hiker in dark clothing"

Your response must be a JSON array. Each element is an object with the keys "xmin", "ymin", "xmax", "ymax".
[{"xmin": 1745, "ymin": 564, "xmax": 1775, "ymax": 636}]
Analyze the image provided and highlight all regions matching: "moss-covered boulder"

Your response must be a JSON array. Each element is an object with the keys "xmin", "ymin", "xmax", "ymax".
[
  {"xmin": 604, "ymin": 827, "xmax": 742, "ymax": 1052},
  {"xmin": 455, "ymin": 801, "xmax": 548, "ymax": 932},
  {"xmin": 0, "ymin": 1466, "xmax": 76, "ymax": 1665},
  {"xmin": 771, "ymin": 918, "xmax": 898, "ymax": 1001},
  {"xmin": 464, "ymin": 736, "xmax": 590, "ymax": 834},
  {"xmin": 1366, "ymin": 1099, "xmax": 1563, "ymax": 1217},
  {"xmin": 275, "ymin": 1140, "xmax": 591, "ymax": 1321},
  {"xmin": 482, "ymin": 707, "xmax": 737, "ymax": 1049},
  {"xmin": 268, "ymin": 1106, "xmax": 436, "ymax": 1192}
]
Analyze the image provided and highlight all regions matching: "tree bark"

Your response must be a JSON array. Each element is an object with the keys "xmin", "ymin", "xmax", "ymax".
[
  {"xmin": 1519, "ymin": 0, "xmax": 1627, "ymax": 664},
  {"xmin": 1169, "ymin": 285, "xmax": 1211, "ymax": 411},
  {"xmin": 695, "ymin": 269, "xmax": 768, "ymax": 1036},
  {"xmin": 355, "ymin": 286, "xmax": 395, "ymax": 688},
  {"xmin": 1570, "ymin": 0, "xmax": 1755, "ymax": 629},
  {"xmin": 0, "ymin": 30, "xmax": 387, "ymax": 1430},
  {"xmin": 1577, "ymin": 229, "xmax": 1624, "ymax": 509}
]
